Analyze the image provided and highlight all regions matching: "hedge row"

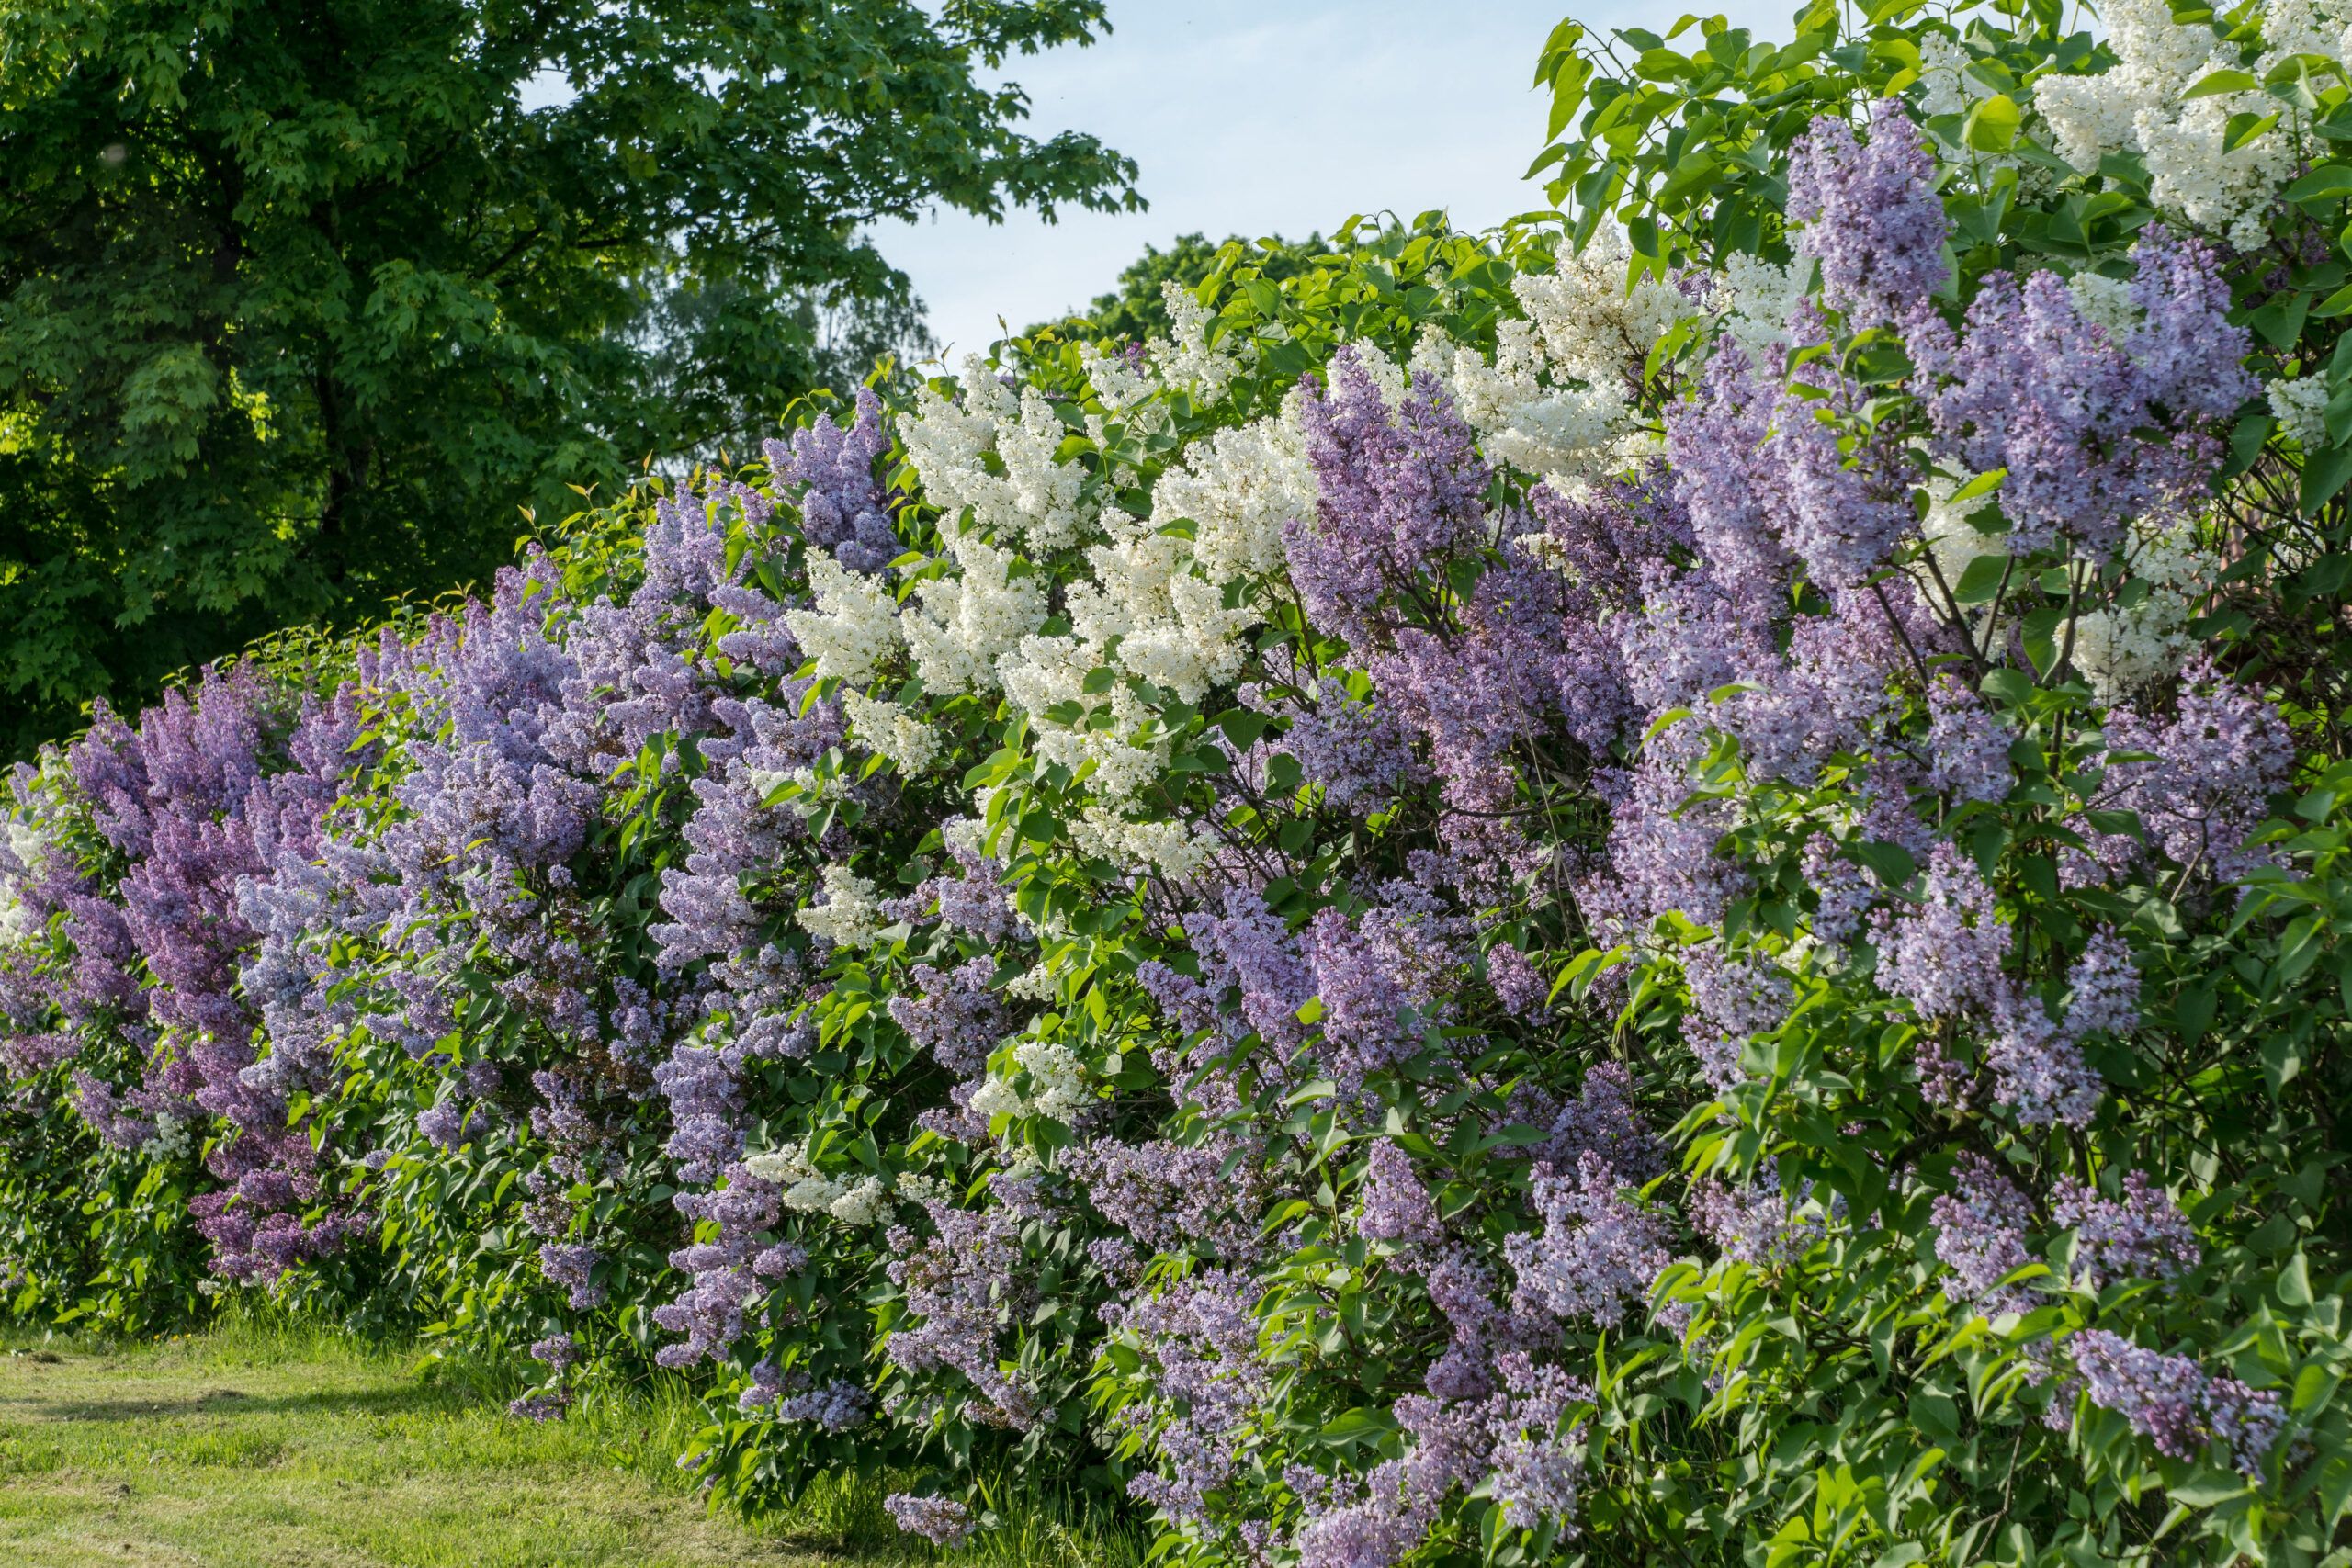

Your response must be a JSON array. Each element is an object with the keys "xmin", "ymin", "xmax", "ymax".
[{"xmin": 5, "ymin": 4, "xmax": 2352, "ymax": 1564}]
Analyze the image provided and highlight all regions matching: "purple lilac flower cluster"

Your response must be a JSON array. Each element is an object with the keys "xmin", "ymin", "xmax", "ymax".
[
  {"xmin": 883, "ymin": 1493, "xmax": 974, "ymax": 1547},
  {"xmin": 2066, "ymin": 1330, "xmax": 2286, "ymax": 1478}
]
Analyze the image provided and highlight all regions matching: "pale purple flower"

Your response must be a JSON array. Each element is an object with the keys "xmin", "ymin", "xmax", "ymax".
[
  {"xmin": 2064, "ymin": 931, "xmax": 2139, "ymax": 1040},
  {"xmin": 2103, "ymin": 656, "xmax": 2290, "ymax": 883},
  {"xmin": 1357, "ymin": 1139, "xmax": 1443, "ymax": 1249},
  {"xmin": 1285, "ymin": 347, "xmax": 1491, "ymax": 652},
  {"xmin": 1985, "ymin": 998, "xmax": 2103, "ymax": 1129},
  {"xmin": 2052, "ymin": 1171, "xmax": 2197, "ymax": 1292},
  {"xmin": 1875, "ymin": 845, "xmax": 2007, "ymax": 1023},
  {"xmin": 2067, "ymin": 1330, "xmax": 2283, "ymax": 1476},
  {"xmin": 888, "ymin": 959, "xmax": 1012, "ymax": 1077},
  {"xmin": 1486, "ymin": 944, "xmax": 1548, "ymax": 1019},
  {"xmin": 884, "ymin": 1493, "xmax": 974, "ymax": 1547},
  {"xmin": 771, "ymin": 1379, "xmax": 873, "ymax": 1432},
  {"xmin": 528, "ymin": 1335, "xmax": 579, "ymax": 1370},
  {"xmin": 1065, "ymin": 1134, "xmax": 1266, "ymax": 1259},
  {"xmin": 1691, "ymin": 1166, "xmax": 1823, "ymax": 1269},
  {"xmin": 1931, "ymin": 1154, "xmax": 2036, "ymax": 1312},
  {"xmin": 1505, "ymin": 1153, "xmax": 1670, "ymax": 1328},
  {"xmin": 1117, "ymin": 1269, "xmax": 1271, "ymax": 1527},
  {"xmin": 1787, "ymin": 101, "xmax": 1951, "ymax": 326},
  {"xmin": 764, "ymin": 387, "xmax": 899, "ymax": 573},
  {"xmin": 887, "ymin": 1201, "xmax": 1041, "ymax": 1430},
  {"xmin": 1917, "ymin": 227, "xmax": 2251, "ymax": 557},
  {"xmin": 1926, "ymin": 677, "xmax": 2015, "ymax": 804}
]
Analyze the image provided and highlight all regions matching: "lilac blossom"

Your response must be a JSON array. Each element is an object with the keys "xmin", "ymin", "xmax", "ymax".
[
  {"xmin": 768, "ymin": 1378, "xmax": 872, "ymax": 1432},
  {"xmin": 508, "ymin": 1391, "xmax": 571, "ymax": 1422},
  {"xmin": 765, "ymin": 389, "xmax": 899, "ymax": 574},
  {"xmin": 1984, "ymin": 1001, "xmax": 2103, "ymax": 1130},
  {"xmin": 529, "ymin": 1335, "xmax": 580, "ymax": 1371},
  {"xmin": 1660, "ymin": 348, "xmax": 1792, "ymax": 620},
  {"xmin": 1786, "ymin": 101, "xmax": 1951, "ymax": 327},
  {"xmin": 1917, "ymin": 228, "xmax": 2252, "ymax": 557},
  {"xmin": 1356, "ymin": 1139, "xmax": 1443, "ymax": 1250},
  {"xmin": 1505, "ymin": 1153, "xmax": 1670, "ymax": 1328},
  {"xmin": 1679, "ymin": 944, "xmax": 1792, "ymax": 1093},
  {"xmin": 887, "ymin": 960, "xmax": 1012, "ymax": 1076},
  {"xmin": 1725, "ymin": 590, "xmax": 1905, "ymax": 784},
  {"xmin": 2067, "ymin": 1330, "xmax": 2285, "ymax": 1476},
  {"xmin": 1116, "ymin": 1269, "xmax": 1271, "ymax": 1528},
  {"xmin": 1244, "ymin": 678, "xmax": 1427, "ymax": 812},
  {"xmin": 886, "ymin": 1201, "xmax": 1042, "ymax": 1429},
  {"xmin": 884, "ymin": 1494, "xmax": 975, "ymax": 1548},
  {"xmin": 1926, "ymin": 678, "xmax": 2015, "ymax": 804},
  {"xmin": 1168, "ymin": 886, "xmax": 1317, "ymax": 1057},
  {"xmin": 537, "ymin": 1242, "xmax": 606, "ymax": 1311},
  {"xmin": 1486, "ymin": 1352, "xmax": 1595, "ymax": 1533},
  {"xmin": 1485, "ymin": 944, "xmax": 1547, "ymax": 1019},
  {"xmin": 1065, "ymin": 1134, "xmax": 1266, "ymax": 1259},
  {"xmin": 2103, "ymin": 656, "xmax": 2291, "ymax": 882},
  {"xmin": 1285, "ymin": 347, "xmax": 1491, "ymax": 652},
  {"xmin": 1372, "ymin": 536, "xmax": 1630, "ymax": 803},
  {"xmin": 1875, "ymin": 845, "xmax": 2008, "ymax": 1023},
  {"xmin": 1530, "ymin": 1064, "xmax": 1669, "ymax": 1187},
  {"xmin": 1767, "ymin": 364, "xmax": 1917, "ymax": 590},
  {"xmin": 1930, "ymin": 1154, "xmax": 2037, "ymax": 1313},
  {"xmin": 1580, "ymin": 727, "xmax": 1750, "ymax": 948},
  {"xmin": 2052, "ymin": 1171, "xmax": 2198, "ymax": 1292},
  {"xmin": 2063, "ymin": 931, "xmax": 2140, "ymax": 1040},
  {"xmin": 655, "ymin": 1167, "xmax": 787, "ymax": 1368},
  {"xmin": 1691, "ymin": 1166, "xmax": 1824, "ymax": 1269},
  {"xmin": 1305, "ymin": 891, "xmax": 1468, "ymax": 1094}
]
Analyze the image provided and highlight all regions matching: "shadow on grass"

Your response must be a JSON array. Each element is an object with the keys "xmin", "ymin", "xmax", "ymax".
[{"xmin": 24, "ymin": 1382, "xmax": 474, "ymax": 1425}]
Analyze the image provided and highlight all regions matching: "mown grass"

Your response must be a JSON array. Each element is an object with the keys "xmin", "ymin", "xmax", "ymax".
[{"xmin": 0, "ymin": 1316, "xmax": 1147, "ymax": 1568}]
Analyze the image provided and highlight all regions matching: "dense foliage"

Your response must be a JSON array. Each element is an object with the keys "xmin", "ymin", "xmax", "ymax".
[
  {"xmin": 1025, "ymin": 231, "xmax": 1326, "ymax": 346},
  {"xmin": 0, "ymin": 0, "xmax": 1140, "ymax": 753},
  {"xmin": 5, "ymin": 3, "xmax": 2352, "ymax": 1564}
]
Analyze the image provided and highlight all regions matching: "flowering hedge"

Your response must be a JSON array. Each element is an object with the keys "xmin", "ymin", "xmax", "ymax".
[{"xmin": 6, "ymin": 2, "xmax": 2352, "ymax": 1563}]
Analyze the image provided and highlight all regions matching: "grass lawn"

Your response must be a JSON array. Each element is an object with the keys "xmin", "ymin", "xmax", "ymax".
[{"xmin": 0, "ymin": 1320, "xmax": 1136, "ymax": 1568}]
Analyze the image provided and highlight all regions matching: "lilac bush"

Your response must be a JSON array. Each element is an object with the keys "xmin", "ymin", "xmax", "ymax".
[{"xmin": 2, "ymin": 5, "xmax": 2350, "ymax": 1565}]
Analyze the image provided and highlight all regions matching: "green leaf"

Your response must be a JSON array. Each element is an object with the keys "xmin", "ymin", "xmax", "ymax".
[
  {"xmin": 1949, "ymin": 467, "xmax": 2007, "ymax": 504},
  {"xmin": 2249, "ymin": 291, "xmax": 2312, "ymax": 349},
  {"xmin": 2183, "ymin": 68, "xmax": 2258, "ymax": 98},
  {"xmin": 1980, "ymin": 667, "xmax": 2032, "ymax": 705},
  {"xmin": 2290, "ymin": 164, "xmax": 2352, "ymax": 204},
  {"xmin": 2301, "ymin": 444, "xmax": 2352, "ymax": 513},
  {"xmin": 2168, "ymin": 1470, "xmax": 2253, "ymax": 1506},
  {"xmin": 1951, "ymin": 553, "xmax": 2011, "ymax": 604},
  {"xmin": 1963, "ymin": 94, "xmax": 2020, "ymax": 152},
  {"xmin": 1317, "ymin": 1407, "xmax": 1394, "ymax": 1447},
  {"xmin": 2267, "ymin": 53, "xmax": 2323, "ymax": 111},
  {"xmin": 2224, "ymin": 109, "xmax": 2281, "ymax": 153},
  {"xmin": 2020, "ymin": 604, "xmax": 2066, "ymax": 676},
  {"xmin": 2173, "ymin": 982, "xmax": 2217, "ymax": 1044},
  {"xmin": 1849, "ymin": 840, "xmax": 1917, "ymax": 889},
  {"xmin": 2279, "ymin": 1251, "xmax": 2314, "ymax": 1307},
  {"xmin": 1545, "ymin": 54, "xmax": 1592, "ymax": 141}
]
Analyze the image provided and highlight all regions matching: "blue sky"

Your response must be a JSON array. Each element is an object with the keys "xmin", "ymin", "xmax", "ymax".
[{"xmin": 883, "ymin": 1, "xmax": 1785, "ymax": 358}]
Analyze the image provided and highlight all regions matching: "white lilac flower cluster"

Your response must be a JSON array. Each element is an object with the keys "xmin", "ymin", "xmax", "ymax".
[
  {"xmin": 741, "ymin": 1145, "xmax": 897, "ymax": 1226},
  {"xmin": 2036, "ymin": 0, "xmax": 2352, "ymax": 249},
  {"xmin": 796, "ymin": 865, "xmax": 888, "ymax": 950},
  {"xmin": 1411, "ymin": 226, "xmax": 1703, "ymax": 488},
  {"xmin": 967, "ymin": 1039, "xmax": 1091, "ymax": 1127}
]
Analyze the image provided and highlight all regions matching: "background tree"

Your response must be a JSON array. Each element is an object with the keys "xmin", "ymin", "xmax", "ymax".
[
  {"xmin": 0, "ymin": 0, "xmax": 1141, "ymax": 752},
  {"xmin": 1025, "ymin": 231, "xmax": 1323, "ymax": 344}
]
